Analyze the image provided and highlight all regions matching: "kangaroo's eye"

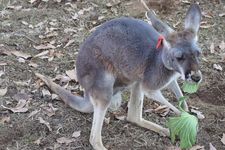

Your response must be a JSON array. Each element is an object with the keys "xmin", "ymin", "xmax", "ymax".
[
  {"xmin": 176, "ymin": 55, "xmax": 185, "ymax": 61},
  {"xmin": 174, "ymin": 51, "xmax": 184, "ymax": 61},
  {"xmin": 195, "ymin": 51, "xmax": 201, "ymax": 57}
]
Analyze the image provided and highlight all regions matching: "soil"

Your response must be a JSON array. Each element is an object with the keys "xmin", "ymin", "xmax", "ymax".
[{"xmin": 0, "ymin": 0, "xmax": 225, "ymax": 150}]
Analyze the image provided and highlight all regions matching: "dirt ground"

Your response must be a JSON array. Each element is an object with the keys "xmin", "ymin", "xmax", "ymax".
[{"xmin": 0, "ymin": 0, "xmax": 225, "ymax": 150}]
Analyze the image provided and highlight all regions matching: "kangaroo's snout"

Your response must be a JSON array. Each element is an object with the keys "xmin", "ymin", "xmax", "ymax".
[
  {"xmin": 191, "ymin": 74, "xmax": 201, "ymax": 82},
  {"xmin": 185, "ymin": 70, "xmax": 202, "ymax": 83}
]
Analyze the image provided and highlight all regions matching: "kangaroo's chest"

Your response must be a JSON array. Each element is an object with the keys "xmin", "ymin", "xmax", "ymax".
[{"xmin": 142, "ymin": 66, "xmax": 179, "ymax": 91}]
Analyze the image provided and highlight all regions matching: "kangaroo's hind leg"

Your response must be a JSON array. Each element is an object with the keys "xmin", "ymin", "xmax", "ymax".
[
  {"xmin": 88, "ymin": 72, "xmax": 115, "ymax": 150},
  {"xmin": 127, "ymin": 82, "xmax": 169, "ymax": 137}
]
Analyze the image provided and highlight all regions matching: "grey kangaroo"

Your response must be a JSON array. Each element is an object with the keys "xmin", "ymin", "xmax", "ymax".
[{"xmin": 36, "ymin": 4, "xmax": 202, "ymax": 150}]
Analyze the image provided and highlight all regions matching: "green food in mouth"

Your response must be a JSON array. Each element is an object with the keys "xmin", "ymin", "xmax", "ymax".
[{"xmin": 182, "ymin": 81, "xmax": 199, "ymax": 94}]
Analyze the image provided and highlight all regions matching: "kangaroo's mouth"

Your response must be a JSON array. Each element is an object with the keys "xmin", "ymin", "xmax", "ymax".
[
  {"xmin": 178, "ymin": 66, "xmax": 202, "ymax": 83},
  {"xmin": 185, "ymin": 70, "xmax": 202, "ymax": 83}
]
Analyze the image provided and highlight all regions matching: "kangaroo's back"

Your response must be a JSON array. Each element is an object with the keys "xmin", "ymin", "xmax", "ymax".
[{"xmin": 76, "ymin": 17, "xmax": 161, "ymax": 88}]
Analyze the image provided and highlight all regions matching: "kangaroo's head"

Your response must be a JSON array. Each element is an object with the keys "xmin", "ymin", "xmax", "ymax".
[{"xmin": 147, "ymin": 4, "xmax": 202, "ymax": 83}]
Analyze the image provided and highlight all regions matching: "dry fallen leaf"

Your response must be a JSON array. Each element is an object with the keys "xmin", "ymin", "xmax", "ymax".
[
  {"xmin": 28, "ymin": 109, "xmax": 40, "ymax": 118},
  {"xmin": 21, "ymin": 21, "xmax": 29, "ymax": 26},
  {"xmin": 42, "ymin": 103, "xmax": 58, "ymax": 117},
  {"xmin": 190, "ymin": 145, "xmax": 204, "ymax": 150},
  {"xmin": 13, "ymin": 92, "xmax": 31, "ymax": 101},
  {"xmin": 53, "ymin": 74, "xmax": 71, "ymax": 84},
  {"xmin": 0, "ymin": 62, "xmax": 7, "ymax": 66},
  {"xmin": 115, "ymin": 115, "xmax": 126, "ymax": 121},
  {"xmin": 167, "ymin": 146, "xmax": 181, "ymax": 150},
  {"xmin": 7, "ymin": 5, "xmax": 22, "ymax": 10},
  {"xmin": 213, "ymin": 64, "xmax": 223, "ymax": 71},
  {"xmin": 219, "ymin": 41, "xmax": 225, "ymax": 51},
  {"xmin": 173, "ymin": 20, "xmax": 181, "ymax": 29},
  {"xmin": 181, "ymin": 0, "xmax": 191, "ymax": 4},
  {"xmin": 65, "ymin": 69, "xmax": 77, "ymax": 81},
  {"xmin": 219, "ymin": 13, "xmax": 225, "ymax": 17},
  {"xmin": 11, "ymin": 51, "xmax": 32, "ymax": 59},
  {"xmin": 39, "ymin": 117, "xmax": 52, "ymax": 132},
  {"xmin": 34, "ymin": 137, "xmax": 42, "ymax": 145},
  {"xmin": 200, "ymin": 21, "xmax": 215, "ymax": 29},
  {"xmin": 29, "ymin": 0, "xmax": 37, "ymax": 4},
  {"xmin": 0, "ymin": 116, "xmax": 10, "ymax": 124},
  {"xmin": 221, "ymin": 133, "xmax": 225, "ymax": 145},
  {"xmin": 202, "ymin": 11, "xmax": 213, "ymax": 18},
  {"xmin": 0, "ymin": 70, "xmax": 4, "ymax": 78},
  {"xmin": 34, "ymin": 50, "xmax": 49, "ymax": 58},
  {"xmin": 64, "ymin": 39, "xmax": 75, "ymax": 48},
  {"xmin": 42, "ymin": 88, "xmax": 51, "ymax": 97},
  {"xmin": 153, "ymin": 105, "xmax": 170, "ymax": 117},
  {"xmin": 34, "ymin": 43, "xmax": 56, "ymax": 50},
  {"xmin": 209, "ymin": 143, "xmax": 216, "ymax": 150},
  {"xmin": 51, "ymin": 94, "xmax": 59, "ymax": 100},
  {"xmin": 1, "ymin": 99, "xmax": 29, "ymax": 113},
  {"xmin": 18, "ymin": 57, "xmax": 26, "ymax": 63},
  {"xmin": 221, "ymin": 53, "xmax": 225, "ymax": 61},
  {"xmin": 0, "ymin": 88, "xmax": 7, "ymax": 96},
  {"xmin": 56, "ymin": 137, "xmax": 74, "ymax": 145},
  {"xmin": 104, "ymin": 117, "xmax": 110, "ymax": 124},
  {"xmin": 190, "ymin": 109, "xmax": 205, "ymax": 120},
  {"xmin": 210, "ymin": 43, "xmax": 215, "ymax": 54},
  {"xmin": 14, "ymin": 79, "xmax": 31, "ymax": 87},
  {"xmin": 28, "ymin": 62, "xmax": 39, "ymax": 68},
  {"xmin": 72, "ymin": 131, "xmax": 81, "ymax": 138}
]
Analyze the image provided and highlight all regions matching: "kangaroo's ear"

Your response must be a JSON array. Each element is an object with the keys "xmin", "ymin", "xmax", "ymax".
[
  {"xmin": 185, "ymin": 4, "xmax": 202, "ymax": 33},
  {"xmin": 146, "ymin": 10, "xmax": 174, "ymax": 37}
]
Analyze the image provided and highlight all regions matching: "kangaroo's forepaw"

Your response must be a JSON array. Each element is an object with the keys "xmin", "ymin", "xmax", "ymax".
[
  {"xmin": 90, "ymin": 139, "xmax": 107, "ymax": 150},
  {"xmin": 159, "ymin": 128, "xmax": 170, "ymax": 137}
]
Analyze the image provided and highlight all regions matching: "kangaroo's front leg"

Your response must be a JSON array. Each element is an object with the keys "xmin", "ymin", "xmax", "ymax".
[
  {"xmin": 127, "ymin": 83, "xmax": 169, "ymax": 137},
  {"xmin": 145, "ymin": 90, "xmax": 181, "ymax": 115},
  {"xmin": 168, "ymin": 80, "xmax": 205, "ymax": 119},
  {"xmin": 167, "ymin": 80, "xmax": 188, "ymax": 111}
]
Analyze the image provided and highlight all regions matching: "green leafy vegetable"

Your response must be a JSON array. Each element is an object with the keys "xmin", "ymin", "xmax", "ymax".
[
  {"xmin": 182, "ymin": 81, "xmax": 199, "ymax": 94},
  {"xmin": 168, "ymin": 80, "xmax": 201, "ymax": 149},
  {"xmin": 168, "ymin": 95, "xmax": 199, "ymax": 149},
  {"xmin": 168, "ymin": 112, "xmax": 198, "ymax": 149}
]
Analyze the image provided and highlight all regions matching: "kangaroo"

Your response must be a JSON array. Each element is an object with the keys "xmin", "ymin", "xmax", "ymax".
[{"xmin": 35, "ymin": 4, "xmax": 202, "ymax": 150}]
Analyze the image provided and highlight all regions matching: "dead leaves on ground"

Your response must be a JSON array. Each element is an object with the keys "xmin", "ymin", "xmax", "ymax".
[
  {"xmin": 56, "ymin": 137, "xmax": 74, "ymax": 145},
  {"xmin": 209, "ymin": 143, "xmax": 217, "ymax": 150},
  {"xmin": 28, "ymin": 109, "xmax": 40, "ymax": 118},
  {"xmin": 221, "ymin": 133, "xmax": 225, "ymax": 145},
  {"xmin": 41, "ymin": 103, "xmax": 58, "ymax": 117},
  {"xmin": 56, "ymin": 130, "xmax": 81, "ymax": 145},
  {"xmin": 0, "ymin": 116, "xmax": 10, "ymax": 124},
  {"xmin": 0, "ymin": 87, "xmax": 7, "ymax": 96},
  {"xmin": 33, "ymin": 43, "xmax": 56, "ymax": 50},
  {"xmin": 209, "ymin": 40, "xmax": 225, "ymax": 71},
  {"xmin": 189, "ymin": 145, "xmax": 204, "ymax": 150},
  {"xmin": 11, "ymin": 50, "xmax": 32, "ymax": 59},
  {"xmin": 65, "ymin": 69, "xmax": 77, "ymax": 81},
  {"xmin": 1, "ymin": 99, "xmax": 29, "ymax": 113},
  {"xmin": 213, "ymin": 64, "xmax": 223, "ymax": 71},
  {"xmin": 33, "ymin": 137, "xmax": 43, "ymax": 146},
  {"xmin": 1, "ymin": 92, "xmax": 31, "ymax": 113},
  {"xmin": 39, "ymin": 117, "xmax": 52, "ymax": 132},
  {"xmin": 145, "ymin": 103, "xmax": 170, "ymax": 117}
]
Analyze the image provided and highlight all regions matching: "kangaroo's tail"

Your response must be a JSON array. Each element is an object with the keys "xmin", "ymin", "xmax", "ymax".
[{"xmin": 35, "ymin": 73, "xmax": 93, "ymax": 113}]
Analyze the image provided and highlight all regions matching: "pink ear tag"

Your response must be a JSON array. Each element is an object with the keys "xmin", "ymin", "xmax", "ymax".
[{"xmin": 156, "ymin": 35, "xmax": 164, "ymax": 49}]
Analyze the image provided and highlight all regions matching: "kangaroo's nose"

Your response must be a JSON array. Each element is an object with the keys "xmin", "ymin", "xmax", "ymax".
[{"xmin": 191, "ymin": 74, "xmax": 201, "ymax": 82}]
